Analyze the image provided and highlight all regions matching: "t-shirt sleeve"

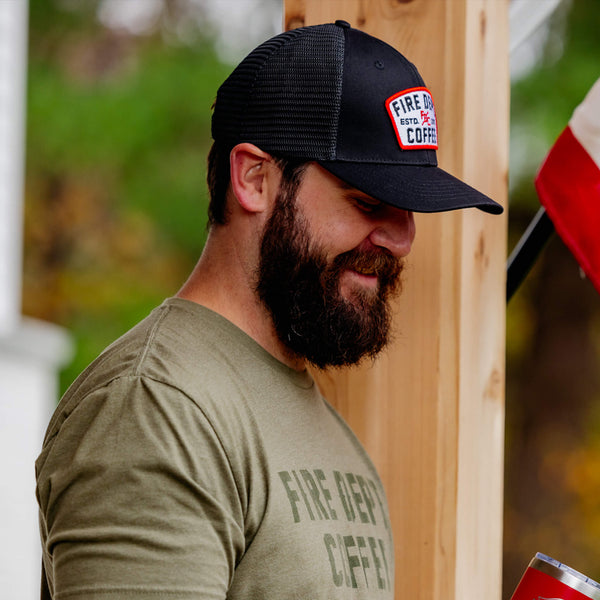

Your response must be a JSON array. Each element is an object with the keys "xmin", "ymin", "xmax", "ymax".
[{"xmin": 36, "ymin": 375, "xmax": 245, "ymax": 599}]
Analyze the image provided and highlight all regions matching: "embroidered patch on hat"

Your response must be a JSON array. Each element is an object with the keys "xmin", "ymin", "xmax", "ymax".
[{"xmin": 385, "ymin": 87, "xmax": 438, "ymax": 150}]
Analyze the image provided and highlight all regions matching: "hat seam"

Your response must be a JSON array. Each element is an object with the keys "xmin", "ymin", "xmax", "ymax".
[
  {"xmin": 238, "ymin": 29, "xmax": 304, "ymax": 143},
  {"xmin": 331, "ymin": 27, "xmax": 347, "ymax": 161},
  {"xmin": 361, "ymin": 33, "xmax": 425, "ymax": 85}
]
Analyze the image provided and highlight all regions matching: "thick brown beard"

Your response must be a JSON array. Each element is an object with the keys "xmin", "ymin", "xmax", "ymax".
[{"xmin": 256, "ymin": 183, "xmax": 404, "ymax": 369}]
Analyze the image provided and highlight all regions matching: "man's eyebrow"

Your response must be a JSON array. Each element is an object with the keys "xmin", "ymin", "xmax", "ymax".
[
  {"xmin": 342, "ymin": 187, "xmax": 381, "ymax": 203},
  {"xmin": 338, "ymin": 181, "xmax": 367, "ymax": 195},
  {"xmin": 336, "ymin": 179, "xmax": 354, "ymax": 190},
  {"xmin": 336, "ymin": 180, "xmax": 371, "ymax": 196}
]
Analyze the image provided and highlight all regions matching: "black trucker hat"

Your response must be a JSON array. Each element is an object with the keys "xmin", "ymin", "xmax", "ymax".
[{"xmin": 212, "ymin": 20, "xmax": 503, "ymax": 215}]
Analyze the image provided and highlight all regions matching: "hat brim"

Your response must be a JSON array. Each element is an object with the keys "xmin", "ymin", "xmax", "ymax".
[{"xmin": 317, "ymin": 161, "xmax": 503, "ymax": 215}]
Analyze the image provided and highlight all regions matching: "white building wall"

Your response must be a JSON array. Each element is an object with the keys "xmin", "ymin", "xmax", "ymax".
[
  {"xmin": 0, "ymin": 1, "xmax": 73, "ymax": 598},
  {"xmin": 0, "ymin": 320, "xmax": 72, "ymax": 600},
  {"xmin": 0, "ymin": 0, "xmax": 27, "ymax": 334}
]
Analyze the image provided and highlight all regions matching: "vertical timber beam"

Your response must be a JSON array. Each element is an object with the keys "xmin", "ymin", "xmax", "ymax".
[{"xmin": 283, "ymin": 2, "xmax": 509, "ymax": 600}]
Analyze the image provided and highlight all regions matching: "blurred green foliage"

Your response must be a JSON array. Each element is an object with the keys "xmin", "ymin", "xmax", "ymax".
[
  {"xmin": 510, "ymin": 0, "xmax": 600, "ymax": 208},
  {"xmin": 24, "ymin": 0, "xmax": 232, "ymax": 390}
]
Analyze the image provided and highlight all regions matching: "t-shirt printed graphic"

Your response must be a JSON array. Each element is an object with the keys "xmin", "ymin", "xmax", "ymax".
[{"xmin": 278, "ymin": 468, "xmax": 392, "ymax": 592}]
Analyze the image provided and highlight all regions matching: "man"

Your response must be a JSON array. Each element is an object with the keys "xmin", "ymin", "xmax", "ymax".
[{"xmin": 36, "ymin": 21, "xmax": 502, "ymax": 600}]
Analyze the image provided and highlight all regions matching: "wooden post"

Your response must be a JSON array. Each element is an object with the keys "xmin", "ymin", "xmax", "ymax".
[{"xmin": 283, "ymin": 2, "xmax": 509, "ymax": 599}]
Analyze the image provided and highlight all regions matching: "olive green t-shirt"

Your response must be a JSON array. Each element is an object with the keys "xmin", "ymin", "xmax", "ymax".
[{"xmin": 36, "ymin": 298, "xmax": 394, "ymax": 599}]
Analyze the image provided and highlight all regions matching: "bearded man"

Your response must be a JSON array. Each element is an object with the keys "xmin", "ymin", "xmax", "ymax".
[{"xmin": 36, "ymin": 21, "xmax": 502, "ymax": 600}]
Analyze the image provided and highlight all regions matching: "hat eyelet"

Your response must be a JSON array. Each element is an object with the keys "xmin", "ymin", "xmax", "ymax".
[{"xmin": 374, "ymin": 60, "xmax": 385, "ymax": 70}]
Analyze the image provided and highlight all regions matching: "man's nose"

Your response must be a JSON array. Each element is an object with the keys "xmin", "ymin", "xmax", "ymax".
[{"xmin": 368, "ymin": 207, "xmax": 416, "ymax": 258}]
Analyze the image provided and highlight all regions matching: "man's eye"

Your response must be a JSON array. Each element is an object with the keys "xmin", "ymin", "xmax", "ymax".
[{"xmin": 355, "ymin": 198, "xmax": 382, "ymax": 213}]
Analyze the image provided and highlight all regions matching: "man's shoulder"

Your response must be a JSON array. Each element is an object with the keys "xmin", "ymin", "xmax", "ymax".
[
  {"xmin": 45, "ymin": 298, "xmax": 283, "ymax": 439},
  {"xmin": 37, "ymin": 299, "xmax": 272, "ymax": 474},
  {"xmin": 59, "ymin": 298, "xmax": 246, "ymax": 402}
]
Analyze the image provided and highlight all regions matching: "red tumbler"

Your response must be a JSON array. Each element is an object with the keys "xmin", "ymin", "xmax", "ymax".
[{"xmin": 511, "ymin": 553, "xmax": 600, "ymax": 600}]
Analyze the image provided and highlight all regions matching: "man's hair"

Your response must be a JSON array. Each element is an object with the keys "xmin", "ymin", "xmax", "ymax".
[{"xmin": 206, "ymin": 141, "xmax": 309, "ymax": 226}]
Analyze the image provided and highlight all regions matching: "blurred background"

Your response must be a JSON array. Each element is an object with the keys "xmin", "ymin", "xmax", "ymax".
[{"xmin": 3, "ymin": 0, "xmax": 600, "ymax": 597}]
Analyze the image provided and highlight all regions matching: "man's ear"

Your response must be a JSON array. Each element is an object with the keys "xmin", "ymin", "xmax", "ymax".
[{"xmin": 229, "ymin": 143, "xmax": 278, "ymax": 214}]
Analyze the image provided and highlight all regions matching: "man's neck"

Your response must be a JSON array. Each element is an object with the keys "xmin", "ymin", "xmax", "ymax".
[{"xmin": 176, "ymin": 231, "xmax": 306, "ymax": 372}]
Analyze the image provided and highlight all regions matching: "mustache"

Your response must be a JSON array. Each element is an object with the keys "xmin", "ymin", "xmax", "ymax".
[{"xmin": 329, "ymin": 247, "xmax": 404, "ymax": 289}]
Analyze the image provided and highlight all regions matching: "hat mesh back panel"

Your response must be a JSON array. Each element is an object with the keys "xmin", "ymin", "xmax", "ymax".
[{"xmin": 212, "ymin": 24, "xmax": 344, "ymax": 160}]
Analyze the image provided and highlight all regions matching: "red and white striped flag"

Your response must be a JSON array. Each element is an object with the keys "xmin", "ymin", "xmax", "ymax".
[{"xmin": 535, "ymin": 77, "xmax": 600, "ymax": 293}]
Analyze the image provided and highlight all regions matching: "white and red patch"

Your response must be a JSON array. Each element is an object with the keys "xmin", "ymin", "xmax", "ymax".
[{"xmin": 385, "ymin": 87, "xmax": 438, "ymax": 150}]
